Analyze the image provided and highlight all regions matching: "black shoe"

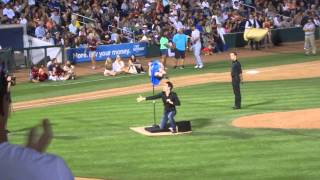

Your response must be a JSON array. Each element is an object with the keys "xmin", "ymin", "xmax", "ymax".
[{"xmin": 232, "ymin": 106, "xmax": 241, "ymax": 110}]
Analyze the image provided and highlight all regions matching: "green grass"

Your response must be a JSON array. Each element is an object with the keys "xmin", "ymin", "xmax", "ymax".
[
  {"xmin": 12, "ymin": 53, "xmax": 320, "ymax": 102},
  {"xmin": 7, "ymin": 77, "xmax": 320, "ymax": 180}
]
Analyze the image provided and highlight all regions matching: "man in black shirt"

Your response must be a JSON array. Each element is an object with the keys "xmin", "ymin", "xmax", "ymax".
[
  {"xmin": 137, "ymin": 81, "xmax": 181, "ymax": 133},
  {"xmin": 230, "ymin": 52, "xmax": 243, "ymax": 109}
]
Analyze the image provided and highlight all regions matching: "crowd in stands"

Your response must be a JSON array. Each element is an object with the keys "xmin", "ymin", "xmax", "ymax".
[{"xmin": 1, "ymin": 0, "xmax": 320, "ymax": 49}]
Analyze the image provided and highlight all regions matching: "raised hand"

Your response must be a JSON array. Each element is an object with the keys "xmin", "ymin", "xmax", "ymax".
[
  {"xmin": 26, "ymin": 119, "xmax": 53, "ymax": 153},
  {"xmin": 136, "ymin": 95, "xmax": 145, "ymax": 103}
]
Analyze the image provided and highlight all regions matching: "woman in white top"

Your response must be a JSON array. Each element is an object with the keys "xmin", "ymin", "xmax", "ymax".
[
  {"xmin": 112, "ymin": 55, "xmax": 126, "ymax": 73},
  {"xmin": 104, "ymin": 57, "xmax": 116, "ymax": 76}
]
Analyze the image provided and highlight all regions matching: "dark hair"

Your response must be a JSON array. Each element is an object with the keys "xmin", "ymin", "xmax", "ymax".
[
  {"xmin": 166, "ymin": 81, "xmax": 173, "ymax": 91},
  {"xmin": 231, "ymin": 52, "xmax": 237, "ymax": 56}
]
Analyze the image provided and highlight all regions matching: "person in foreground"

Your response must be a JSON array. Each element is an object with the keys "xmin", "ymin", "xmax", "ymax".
[
  {"xmin": 230, "ymin": 52, "xmax": 243, "ymax": 110},
  {"xmin": 0, "ymin": 69, "xmax": 74, "ymax": 179},
  {"xmin": 137, "ymin": 81, "xmax": 181, "ymax": 133}
]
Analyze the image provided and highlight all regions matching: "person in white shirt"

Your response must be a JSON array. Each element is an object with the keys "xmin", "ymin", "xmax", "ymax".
[
  {"xmin": 19, "ymin": 14, "xmax": 27, "ymax": 25},
  {"xmin": 201, "ymin": 0, "xmax": 210, "ymax": 9},
  {"xmin": 191, "ymin": 25, "xmax": 203, "ymax": 69},
  {"xmin": 3, "ymin": 4, "xmax": 15, "ymax": 19},
  {"xmin": 35, "ymin": 21, "xmax": 46, "ymax": 39},
  {"xmin": 303, "ymin": 18, "xmax": 316, "ymax": 55},
  {"xmin": 1, "ymin": 0, "xmax": 10, "ymax": 4},
  {"xmin": 28, "ymin": 0, "xmax": 36, "ymax": 6},
  {"xmin": 68, "ymin": 20, "xmax": 78, "ymax": 35},
  {"xmin": 112, "ymin": 55, "xmax": 125, "ymax": 73},
  {"xmin": 0, "ymin": 72, "xmax": 74, "ymax": 180}
]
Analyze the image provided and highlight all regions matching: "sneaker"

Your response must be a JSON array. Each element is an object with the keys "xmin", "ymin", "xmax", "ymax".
[
  {"xmin": 232, "ymin": 106, "xmax": 241, "ymax": 110},
  {"xmin": 179, "ymin": 66, "xmax": 184, "ymax": 69},
  {"xmin": 168, "ymin": 127, "xmax": 177, "ymax": 133},
  {"xmin": 194, "ymin": 65, "xmax": 199, "ymax": 69},
  {"xmin": 198, "ymin": 65, "xmax": 204, "ymax": 69},
  {"xmin": 173, "ymin": 66, "xmax": 177, "ymax": 69}
]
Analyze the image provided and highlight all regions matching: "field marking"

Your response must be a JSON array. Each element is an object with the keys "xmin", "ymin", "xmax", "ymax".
[
  {"xmin": 245, "ymin": 70, "xmax": 260, "ymax": 75},
  {"xmin": 39, "ymin": 74, "xmax": 146, "ymax": 87}
]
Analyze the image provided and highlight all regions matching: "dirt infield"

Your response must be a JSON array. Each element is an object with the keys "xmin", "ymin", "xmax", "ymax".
[{"xmin": 232, "ymin": 108, "xmax": 320, "ymax": 129}]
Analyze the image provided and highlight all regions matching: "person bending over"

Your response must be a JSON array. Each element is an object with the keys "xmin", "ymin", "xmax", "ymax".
[{"xmin": 137, "ymin": 81, "xmax": 180, "ymax": 133}]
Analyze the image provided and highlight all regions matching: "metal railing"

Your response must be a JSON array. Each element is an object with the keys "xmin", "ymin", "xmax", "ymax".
[
  {"xmin": 23, "ymin": 45, "xmax": 65, "ymax": 68},
  {"xmin": 107, "ymin": 25, "xmax": 136, "ymax": 43},
  {"xmin": 72, "ymin": 13, "xmax": 96, "ymax": 25}
]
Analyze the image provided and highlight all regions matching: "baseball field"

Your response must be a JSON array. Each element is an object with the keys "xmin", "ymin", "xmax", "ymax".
[{"xmin": 7, "ymin": 43, "xmax": 320, "ymax": 180}]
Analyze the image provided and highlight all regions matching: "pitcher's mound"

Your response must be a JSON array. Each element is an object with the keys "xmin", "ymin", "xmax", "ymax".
[
  {"xmin": 232, "ymin": 108, "xmax": 320, "ymax": 129},
  {"xmin": 130, "ymin": 127, "xmax": 192, "ymax": 136}
]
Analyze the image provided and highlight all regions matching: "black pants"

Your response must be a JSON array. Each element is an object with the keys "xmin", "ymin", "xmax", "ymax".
[
  {"xmin": 232, "ymin": 77, "xmax": 241, "ymax": 108},
  {"xmin": 249, "ymin": 40, "xmax": 259, "ymax": 50}
]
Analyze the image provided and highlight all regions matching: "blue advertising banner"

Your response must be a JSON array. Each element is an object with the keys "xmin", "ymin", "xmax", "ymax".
[{"xmin": 67, "ymin": 42, "xmax": 147, "ymax": 63}]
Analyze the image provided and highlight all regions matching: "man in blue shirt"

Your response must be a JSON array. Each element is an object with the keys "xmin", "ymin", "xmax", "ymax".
[{"xmin": 172, "ymin": 28, "xmax": 188, "ymax": 69}]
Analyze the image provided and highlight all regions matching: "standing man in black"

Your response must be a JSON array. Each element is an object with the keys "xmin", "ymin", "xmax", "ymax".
[
  {"xmin": 137, "ymin": 81, "xmax": 181, "ymax": 133},
  {"xmin": 230, "ymin": 52, "xmax": 243, "ymax": 109}
]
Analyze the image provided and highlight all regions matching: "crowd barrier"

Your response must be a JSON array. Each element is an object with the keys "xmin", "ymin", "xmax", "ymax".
[
  {"xmin": 66, "ymin": 42, "xmax": 147, "ymax": 63},
  {"xmin": 224, "ymin": 27, "xmax": 320, "ymax": 48}
]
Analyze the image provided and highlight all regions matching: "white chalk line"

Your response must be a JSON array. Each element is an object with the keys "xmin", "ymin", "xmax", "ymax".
[{"xmin": 39, "ymin": 73, "xmax": 146, "ymax": 87}]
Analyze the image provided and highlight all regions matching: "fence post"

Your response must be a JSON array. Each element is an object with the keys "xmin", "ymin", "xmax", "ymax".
[
  {"xmin": 26, "ymin": 49, "xmax": 30, "ymax": 68},
  {"xmin": 44, "ymin": 47, "xmax": 47, "ymax": 61},
  {"xmin": 62, "ymin": 45, "xmax": 65, "ymax": 64}
]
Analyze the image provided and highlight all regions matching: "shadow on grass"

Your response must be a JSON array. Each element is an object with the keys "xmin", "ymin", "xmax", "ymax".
[
  {"xmin": 242, "ymin": 99, "xmax": 276, "ymax": 109},
  {"xmin": 189, "ymin": 118, "xmax": 254, "ymax": 139},
  {"xmin": 268, "ymin": 128, "xmax": 320, "ymax": 139},
  {"xmin": 193, "ymin": 130, "xmax": 254, "ymax": 139},
  {"xmin": 10, "ymin": 122, "xmax": 58, "ymax": 133}
]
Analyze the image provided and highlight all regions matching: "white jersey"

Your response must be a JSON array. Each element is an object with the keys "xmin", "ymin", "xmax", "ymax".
[
  {"xmin": 0, "ymin": 142, "xmax": 74, "ymax": 180},
  {"xmin": 191, "ymin": 29, "xmax": 201, "ymax": 46}
]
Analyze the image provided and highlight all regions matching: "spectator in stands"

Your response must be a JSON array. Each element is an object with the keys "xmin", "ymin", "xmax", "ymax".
[
  {"xmin": 1, "ymin": 0, "xmax": 320, "ymax": 54},
  {"xmin": 0, "ymin": 69, "xmax": 74, "ymax": 180},
  {"xmin": 35, "ymin": 21, "xmax": 46, "ymax": 39},
  {"xmin": 104, "ymin": 57, "xmax": 116, "ymax": 76}
]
